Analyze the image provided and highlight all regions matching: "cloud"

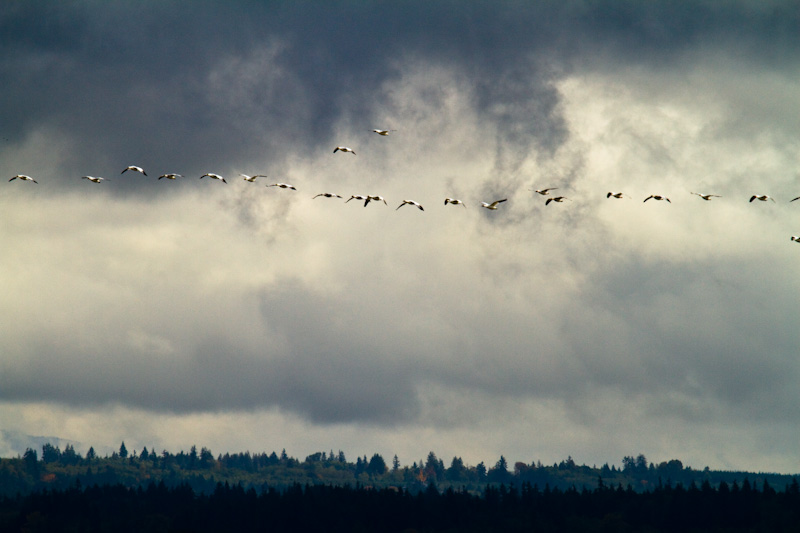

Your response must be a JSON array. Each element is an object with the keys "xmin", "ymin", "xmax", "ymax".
[{"xmin": 2, "ymin": 1, "xmax": 800, "ymax": 473}]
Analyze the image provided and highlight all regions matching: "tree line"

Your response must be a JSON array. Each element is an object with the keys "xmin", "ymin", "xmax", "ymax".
[{"xmin": 2, "ymin": 444, "xmax": 798, "ymax": 500}]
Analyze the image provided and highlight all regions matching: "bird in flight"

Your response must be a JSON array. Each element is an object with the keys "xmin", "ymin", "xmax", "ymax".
[
  {"xmin": 9, "ymin": 174, "xmax": 37, "ymax": 183},
  {"xmin": 158, "ymin": 173, "xmax": 182, "ymax": 180},
  {"xmin": 313, "ymin": 193, "xmax": 343, "ymax": 199},
  {"xmin": 371, "ymin": 129, "xmax": 396, "ymax": 136},
  {"xmin": 545, "ymin": 196, "xmax": 569, "ymax": 205},
  {"xmin": 241, "ymin": 174, "xmax": 268, "ymax": 182},
  {"xmin": 749, "ymin": 195, "xmax": 775, "ymax": 203},
  {"xmin": 606, "ymin": 192, "xmax": 629, "ymax": 199},
  {"xmin": 397, "ymin": 200, "xmax": 424, "ymax": 211},
  {"xmin": 121, "ymin": 165, "xmax": 147, "ymax": 176},
  {"xmin": 333, "ymin": 146, "xmax": 356, "ymax": 154},
  {"xmin": 445, "ymin": 198, "xmax": 467, "ymax": 207},
  {"xmin": 792, "ymin": 236, "xmax": 800, "ymax": 243},
  {"xmin": 531, "ymin": 187, "xmax": 558, "ymax": 196},
  {"xmin": 691, "ymin": 192, "xmax": 721, "ymax": 201},
  {"xmin": 790, "ymin": 196, "xmax": 800, "ymax": 202},
  {"xmin": 82, "ymin": 176, "xmax": 107, "ymax": 183},
  {"xmin": 481, "ymin": 199, "xmax": 507, "ymax": 210},
  {"xmin": 644, "ymin": 195, "xmax": 671, "ymax": 203},
  {"xmin": 364, "ymin": 195, "xmax": 387, "ymax": 206},
  {"xmin": 345, "ymin": 195, "xmax": 369, "ymax": 203},
  {"xmin": 267, "ymin": 183, "xmax": 297, "ymax": 190},
  {"xmin": 201, "ymin": 173, "xmax": 227, "ymax": 183}
]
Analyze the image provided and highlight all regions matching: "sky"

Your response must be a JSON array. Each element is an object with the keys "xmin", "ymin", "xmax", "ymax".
[{"xmin": 1, "ymin": 1, "xmax": 799, "ymax": 473}]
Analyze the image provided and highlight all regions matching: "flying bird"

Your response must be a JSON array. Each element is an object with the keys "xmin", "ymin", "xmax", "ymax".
[
  {"xmin": 82, "ymin": 176, "xmax": 107, "ymax": 183},
  {"xmin": 345, "ymin": 195, "xmax": 369, "ymax": 203},
  {"xmin": 241, "ymin": 174, "xmax": 268, "ymax": 182},
  {"xmin": 444, "ymin": 198, "xmax": 467, "ymax": 207},
  {"xmin": 691, "ymin": 192, "xmax": 721, "ymax": 201},
  {"xmin": 790, "ymin": 196, "xmax": 800, "ymax": 202},
  {"xmin": 158, "ymin": 173, "xmax": 182, "ymax": 180},
  {"xmin": 531, "ymin": 187, "xmax": 558, "ymax": 196},
  {"xmin": 480, "ymin": 199, "xmax": 507, "ymax": 210},
  {"xmin": 313, "ymin": 193, "xmax": 343, "ymax": 199},
  {"xmin": 545, "ymin": 196, "xmax": 569, "ymax": 205},
  {"xmin": 371, "ymin": 129, "xmax": 396, "ymax": 136},
  {"xmin": 792, "ymin": 236, "xmax": 800, "ymax": 243},
  {"xmin": 749, "ymin": 195, "xmax": 775, "ymax": 203},
  {"xmin": 9, "ymin": 174, "xmax": 37, "ymax": 183},
  {"xmin": 121, "ymin": 165, "xmax": 147, "ymax": 176},
  {"xmin": 267, "ymin": 183, "xmax": 296, "ymax": 190},
  {"xmin": 606, "ymin": 192, "xmax": 628, "ymax": 199},
  {"xmin": 200, "ymin": 173, "xmax": 227, "ymax": 183},
  {"xmin": 364, "ymin": 195, "xmax": 387, "ymax": 206},
  {"xmin": 333, "ymin": 146, "xmax": 356, "ymax": 154},
  {"xmin": 644, "ymin": 195, "xmax": 671, "ymax": 203},
  {"xmin": 397, "ymin": 200, "xmax": 424, "ymax": 211}
]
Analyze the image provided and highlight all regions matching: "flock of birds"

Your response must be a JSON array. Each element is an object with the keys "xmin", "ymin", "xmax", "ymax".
[{"xmin": 7, "ymin": 129, "xmax": 800, "ymax": 242}]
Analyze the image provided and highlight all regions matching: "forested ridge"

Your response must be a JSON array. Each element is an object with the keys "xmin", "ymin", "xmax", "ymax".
[
  {"xmin": 2, "ymin": 444, "xmax": 798, "ymax": 498},
  {"xmin": 2, "ymin": 444, "xmax": 800, "ymax": 531}
]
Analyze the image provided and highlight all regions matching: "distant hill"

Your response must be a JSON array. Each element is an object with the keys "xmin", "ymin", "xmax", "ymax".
[{"xmin": 0, "ymin": 429, "xmax": 105, "ymax": 458}]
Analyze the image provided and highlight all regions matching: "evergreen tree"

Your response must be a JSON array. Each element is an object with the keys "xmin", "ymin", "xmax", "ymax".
[
  {"xmin": 367, "ymin": 454, "xmax": 388, "ymax": 476},
  {"xmin": 119, "ymin": 442, "xmax": 128, "ymax": 459}
]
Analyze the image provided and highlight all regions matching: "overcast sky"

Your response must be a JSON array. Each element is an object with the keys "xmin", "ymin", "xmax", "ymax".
[{"xmin": 2, "ymin": 1, "xmax": 799, "ymax": 473}]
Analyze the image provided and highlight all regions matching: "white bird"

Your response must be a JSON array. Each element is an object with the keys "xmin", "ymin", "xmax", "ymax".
[
  {"xmin": 9, "ymin": 174, "xmax": 37, "ymax": 183},
  {"xmin": 313, "ymin": 193, "xmax": 343, "ymax": 199},
  {"xmin": 201, "ymin": 173, "xmax": 227, "ymax": 183},
  {"xmin": 333, "ymin": 146, "xmax": 356, "ymax": 154},
  {"xmin": 644, "ymin": 195, "xmax": 671, "ymax": 203},
  {"xmin": 545, "ymin": 196, "xmax": 569, "ymax": 205},
  {"xmin": 345, "ymin": 195, "xmax": 369, "ymax": 203},
  {"xmin": 397, "ymin": 200, "xmax": 424, "ymax": 211},
  {"xmin": 531, "ymin": 187, "xmax": 558, "ymax": 196},
  {"xmin": 364, "ymin": 195, "xmax": 387, "ymax": 206},
  {"xmin": 267, "ymin": 183, "xmax": 296, "ymax": 190},
  {"xmin": 444, "ymin": 198, "xmax": 467, "ymax": 207},
  {"xmin": 691, "ymin": 192, "xmax": 721, "ymax": 201},
  {"xmin": 480, "ymin": 199, "xmax": 507, "ymax": 210},
  {"xmin": 749, "ymin": 195, "xmax": 775, "ymax": 203},
  {"xmin": 158, "ymin": 173, "xmax": 182, "ymax": 180},
  {"xmin": 792, "ymin": 236, "xmax": 800, "ymax": 243},
  {"xmin": 606, "ymin": 192, "xmax": 628, "ymax": 199},
  {"xmin": 121, "ymin": 165, "xmax": 147, "ymax": 176},
  {"xmin": 82, "ymin": 176, "xmax": 107, "ymax": 183},
  {"xmin": 371, "ymin": 129, "xmax": 395, "ymax": 136},
  {"xmin": 241, "ymin": 174, "xmax": 268, "ymax": 182}
]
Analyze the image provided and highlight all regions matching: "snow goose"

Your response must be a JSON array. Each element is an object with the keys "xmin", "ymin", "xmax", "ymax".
[
  {"xmin": 545, "ymin": 196, "xmax": 569, "ymax": 205},
  {"xmin": 691, "ymin": 192, "xmax": 721, "ymax": 201},
  {"xmin": 749, "ymin": 195, "xmax": 775, "ymax": 203},
  {"xmin": 200, "ymin": 173, "xmax": 227, "ymax": 183},
  {"xmin": 364, "ymin": 195, "xmax": 387, "ymax": 207},
  {"xmin": 333, "ymin": 146, "xmax": 356, "ymax": 154},
  {"xmin": 267, "ymin": 183, "xmax": 296, "ymax": 190},
  {"xmin": 644, "ymin": 195, "xmax": 671, "ymax": 203},
  {"xmin": 313, "ymin": 193, "xmax": 343, "ymax": 199},
  {"xmin": 82, "ymin": 176, "xmax": 108, "ymax": 183},
  {"xmin": 397, "ymin": 200, "xmax": 424, "ymax": 211},
  {"xmin": 345, "ymin": 195, "xmax": 369, "ymax": 203},
  {"xmin": 480, "ymin": 199, "xmax": 507, "ymax": 210},
  {"xmin": 606, "ymin": 192, "xmax": 629, "ymax": 199},
  {"xmin": 444, "ymin": 198, "xmax": 467, "ymax": 207},
  {"xmin": 121, "ymin": 165, "xmax": 147, "ymax": 176},
  {"xmin": 792, "ymin": 236, "xmax": 800, "ymax": 243},
  {"xmin": 531, "ymin": 187, "xmax": 558, "ymax": 196},
  {"xmin": 158, "ymin": 173, "xmax": 182, "ymax": 180},
  {"xmin": 371, "ymin": 129, "xmax": 395, "ymax": 136},
  {"xmin": 9, "ymin": 174, "xmax": 37, "ymax": 183},
  {"xmin": 241, "ymin": 174, "xmax": 268, "ymax": 182}
]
